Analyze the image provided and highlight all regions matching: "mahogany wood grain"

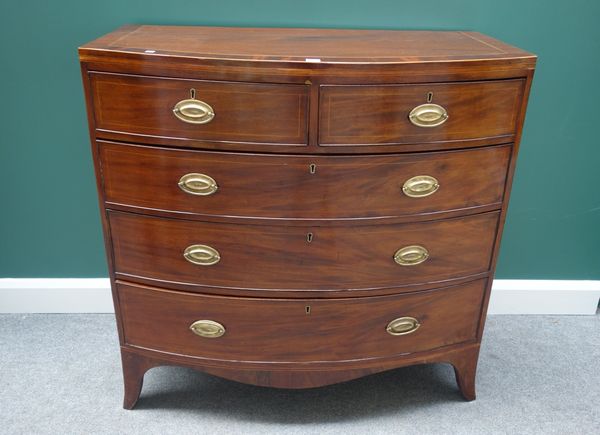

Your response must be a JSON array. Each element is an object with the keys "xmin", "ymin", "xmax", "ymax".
[
  {"xmin": 118, "ymin": 280, "xmax": 484, "ymax": 363},
  {"xmin": 90, "ymin": 72, "xmax": 309, "ymax": 146},
  {"xmin": 81, "ymin": 26, "xmax": 536, "ymax": 154},
  {"xmin": 95, "ymin": 128, "xmax": 516, "ymax": 155},
  {"xmin": 99, "ymin": 141, "xmax": 510, "ymax": 221},
  {"xmin": 320, "ymin": 80, "xmax": 524, "ymax": 146},
  {"xmin": 452, "ymin": 344, "xmax": 479, "ymax": 401},
  {"xmin": 80, "ymin": 25, "xmax": 535, "ymax": 67},
  {"xmin": 476, "ymin": 69, "xmax": 536, "ymax": 342},
  {"xmin": 109, "ymin": 211, "xmax": 499, "ymax": 292},
  {"xmin": 112, "ymin": 272, "xmax": 490, "ymax": 300},
  {"xmin": 79, "ymin": 63, "xmax": 129, "ymax": 345},
  {"xmin": 79, "ymin": 26, "xmax": 536, "ymax": 407},
  {"xmin": 120, "ymin": 335, "xmax": 480, "ymax": 407},
  {"xmin": 81, "ymin": 52, "xmax": 534, "ymax": 88},
  {"xmin": 121, "ymin": 348, "xmax": 151, "ymax": 409}
]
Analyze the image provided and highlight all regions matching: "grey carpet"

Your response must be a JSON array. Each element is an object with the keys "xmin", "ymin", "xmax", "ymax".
[{"xmin": 0, "ymin": 313, "xmax": 598, "ymax": 435}]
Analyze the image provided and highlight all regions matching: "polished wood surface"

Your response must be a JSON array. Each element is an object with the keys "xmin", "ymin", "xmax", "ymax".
[
  {"xmin": 120, "ymin": 342, "xmax": 480, "ymax": 408},
  {"xmin": 79, "ymin": 25, "xmax": 536, "ymax": 408},
  {"xmin": 118, "ymin": 280, "xmax": 483, "ymax": 363},
  {"xmin": 320, "ymin": 80, "xmax": 524, "ymax": 146},
  {"xmin": 100, "ymin": 141, "xmax": 510, "ymax": 221},
  {"xmin": 110, "ymin": 211, "xmax": 498, "ymax": 292},
  {"xmin": 90, "ymin": 72, "xmax": 309, "ymax": 146},
  {"xmin": 80, "ymin": 25, "xmax": 535, "ymax": 65}
]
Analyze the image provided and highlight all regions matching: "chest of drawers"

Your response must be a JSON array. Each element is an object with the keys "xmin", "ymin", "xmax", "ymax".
[{"xmin": 79, "ymin": 25, "xmax": 536, "ymax": 409}]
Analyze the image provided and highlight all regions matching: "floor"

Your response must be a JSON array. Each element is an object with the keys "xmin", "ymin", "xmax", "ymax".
[{"xmin": 1, "ymin": 313, "xmax": 598, "ymax": 435}]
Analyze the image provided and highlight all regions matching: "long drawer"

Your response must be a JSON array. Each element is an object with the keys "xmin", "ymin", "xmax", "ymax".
[
  {"xmin": 99, "ymin": 141, "xmax": 510, "ymax": 221},
  {"xmin": 89, "ymin": 72, "xmax": 309, "ymax": 146},
  {"xmin": 118, "ymin": 279, "xmax": 485, "ymax": 363},
  {"xmin": 109, "ymin": 211, "xmax": 499, "ymax": 291},
  {"xmin": 319, "ymin": 80, "xmax": 524, "ymax": 146}
]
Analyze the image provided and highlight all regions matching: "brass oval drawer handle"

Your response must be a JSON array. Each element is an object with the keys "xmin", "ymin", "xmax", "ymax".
[
  {"xmin": 394, "ymin": 245, "xmax": 429, "ymax": 266},
  {"xmin": 183, "ymin": 244, "xmax": 221, "ymax": 266},
  {"xmin": 173, "ymin": 98, "xmax": 215, "ymax": 124},
  {"xmin": 402, "ymin": 175, "xmax": 439, "ymax": 198},
  {"xmin": 408, "ymin": 103, "xmax": 448, "ymax": 127},
  {"xmin": 386, "ymin": 317, "xmax": 421, "ymax": 336},
  {"xmin": 178, "ymin": 173, "xmax": 219, "ymax": 196},
  {"xmin": 189, "ymin": 320, "xmax": 225, "ymax": 338}
]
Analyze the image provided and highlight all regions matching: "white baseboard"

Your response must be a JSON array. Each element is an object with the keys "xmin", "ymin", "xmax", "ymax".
[
  {"xmin": 0, "ymin": 279, "xmax": 113, "ymax": 313},
  {"xmin": 488, "ymin": 280, "xmax": 600, "ymax": 315},
  {"xmin": 0, "ymin": 278, "xmax": 599, "ymax": 315}
]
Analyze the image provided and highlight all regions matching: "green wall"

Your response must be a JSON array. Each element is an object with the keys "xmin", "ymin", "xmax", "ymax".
[{"xmin": 1, "ymin": 1, "xmax": 599, "ymax": 279}]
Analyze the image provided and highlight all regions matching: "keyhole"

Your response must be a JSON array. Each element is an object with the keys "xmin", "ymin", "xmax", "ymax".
[
  {"xmin": 190, "ymin": 88, "xmax": 196, "ymax": 99},
  {"xmin": 306, "ymin": 232, "xmax": 313, "ymax": 243},
  {"xmin": 427, "ymin": 91, "xmax": 433, "ymax": 103},
  {"xmin": 309, "ymin": 163, "xmax": 317, "ymax": 174},
  {"xmin": 305, "ymin": 306, "xmax": 311, "ymax": 314}
]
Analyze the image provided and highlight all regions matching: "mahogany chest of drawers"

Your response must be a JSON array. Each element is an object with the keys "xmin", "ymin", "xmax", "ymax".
[{"xmin": 79, "ymin": 25, "xmax": 536, "ymax": 409}]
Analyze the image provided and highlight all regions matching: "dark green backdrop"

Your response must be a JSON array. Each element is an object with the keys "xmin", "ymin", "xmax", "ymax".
[{"xmin": 1, "ymin": 1, "xmax": 599, "ymax": 278}]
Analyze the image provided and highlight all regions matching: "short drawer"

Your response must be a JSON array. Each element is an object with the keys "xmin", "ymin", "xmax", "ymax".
[
  {"xmin": 319, "ymin": 80, "xmax": 524, "ymax": 146},
  {"xmin": 110, "ymin": 211, "xmax": 498, "ymax": 291},
  {"xmin": 99, "ymin": 141, "xmax": 510, "ymax": 220},
  {"xmin": 119, "ymin": 279, "xmax": 485, "ymax": 363},
  {"xmin": 89, "ymin": 72, "xmax": 309, "ymax": 145}
]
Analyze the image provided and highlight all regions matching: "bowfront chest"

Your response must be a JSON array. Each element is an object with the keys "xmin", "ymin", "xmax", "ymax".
[{"xmin": 79, "ymin": 26, "xmax": 536, "ymax": 409}]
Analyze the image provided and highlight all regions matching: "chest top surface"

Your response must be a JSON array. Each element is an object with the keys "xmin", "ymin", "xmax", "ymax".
[{"xmin": 79, "ymin": 25, "xmax": 535, "ymax": 65}]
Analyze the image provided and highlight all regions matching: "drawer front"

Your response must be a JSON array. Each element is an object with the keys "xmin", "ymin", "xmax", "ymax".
[
  {"xmin": 89, "ymin": 72, "xmax": 309, "ymax": 145},
  {"xmin": 100, "ymin": 141, "xmax": 510, "ymax": 220},
  {"xmin": 119, "ymin": 279, "xmax": 485, "ymax": 362},
  {"xmin": 110, "ymin": 211, "xmax": 498, "ymax": 291},
  {"xmin": 319, "ymin": 80, "xmax": 524, "ymax": 146}
]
